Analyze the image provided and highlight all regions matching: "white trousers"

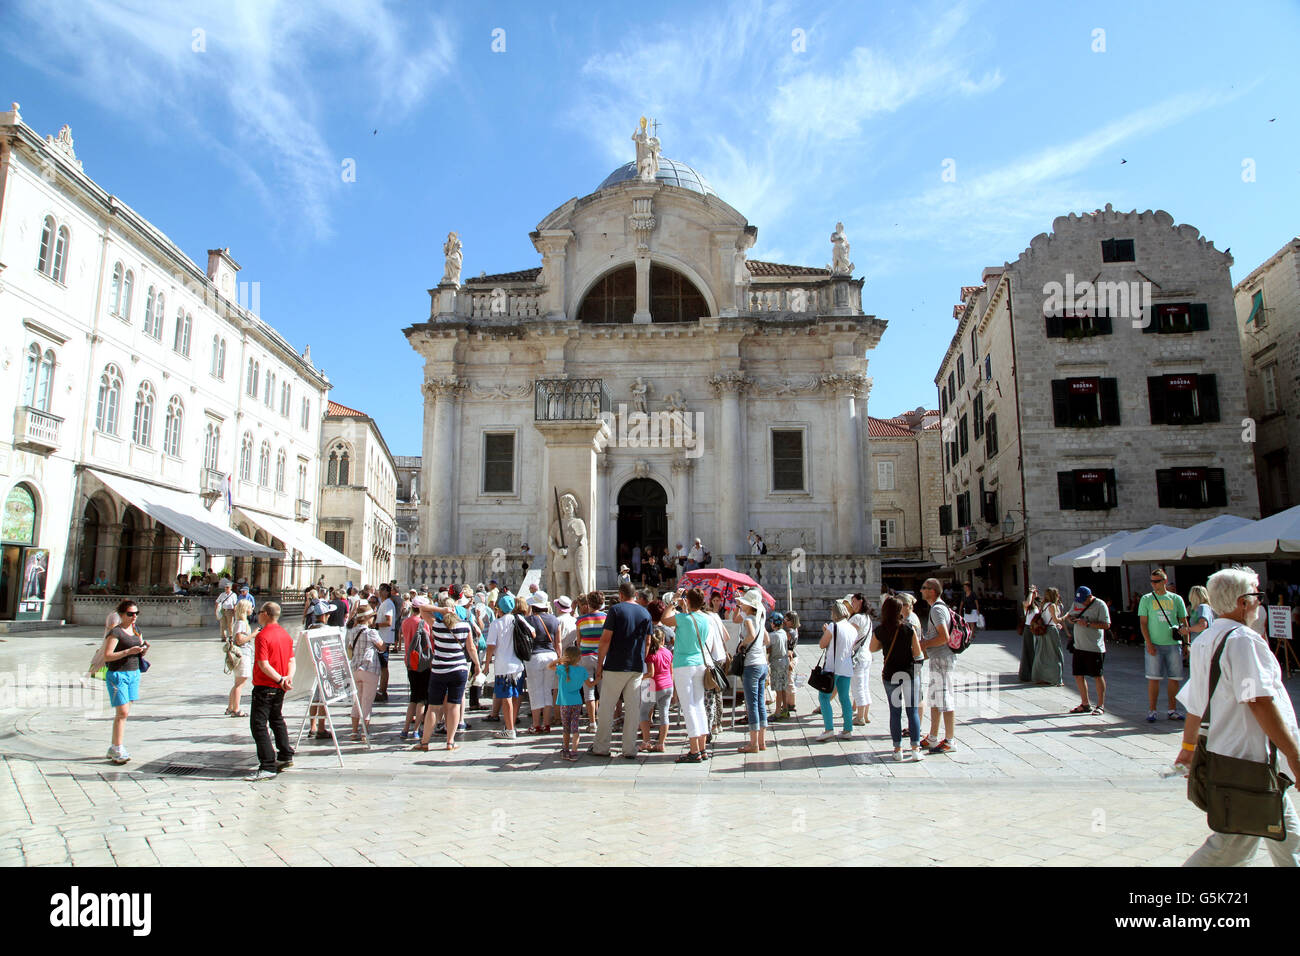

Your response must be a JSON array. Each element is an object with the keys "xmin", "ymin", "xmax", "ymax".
[
  {"xmin": 673, "ymin": 665, "xmax": 708, "ymax": 738},
  {"xmin": 1184, "ymin": 792, "xmax": 1300, "ymax": 866}
]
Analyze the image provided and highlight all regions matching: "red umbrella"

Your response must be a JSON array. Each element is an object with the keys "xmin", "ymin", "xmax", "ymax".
[{"xmin": 680, "ymin": 568, "xmax": 776, "ymax": 611}]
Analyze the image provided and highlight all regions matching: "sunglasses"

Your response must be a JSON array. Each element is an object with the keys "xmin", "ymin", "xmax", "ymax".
[{"xmin": 122, "ymin": 610, "xmax": 138, "ymax": 617}]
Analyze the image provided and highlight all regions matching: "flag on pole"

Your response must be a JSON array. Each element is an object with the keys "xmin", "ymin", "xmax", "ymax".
[{"xmin": 225, "ymin": 474, "xmax": 233, "ymax": 515}]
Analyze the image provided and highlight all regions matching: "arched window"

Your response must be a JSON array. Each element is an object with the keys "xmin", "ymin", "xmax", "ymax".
[
  {"xmin": 275, "ymin": 449, "xmax": 286, "ymax": 492},
  {"xmin": 121, "ymin": 269, "xmax": 134, "ymax": 320},
  {"xmin": 163, "ymin": 395, "xmax": 183, "ymax": 457},
  {"xmin": 211, "ymin": 335, "xmax": 221, "ymax": 376},
  {"xmin": 246, "ymin": 359, "xmax": 259, "ymax": 397},
  {"xmin": 258, "ymin": 440, "xmax": 271, "ymax": 486},
  {"xmin": 3, "ymin": 484, "xmax": 37, "ymax": 545},
  {"xmin": 264, "ymin": 371, "xmax": 275, "ymax": 407},
  {"xmin": 173, "ymin": 309, "xmax": 191, "ymax": 355},
  {"xmin": 204, "ymin": 423, "xmax": 221, "ymax": 470},
  {"xmin": 297, "ymin": 463, "xmax": 307, "ymax": 499},
  {"xmin": 95, "ymin": 364, "xmax": 123, "ymax": 434},
  {"xmin": 38, "ymin": 216, "xmax": 54, "ymax": 274},
  {"xmin": 217, "ymin": 338, "xmax": 226, "ymax": 378},
  {"xmin": 53, "ymin": 225, "xmax": 69, "ymax": 282},
  {"xmin": 577, "ymin": 263, "xmax": 708, "ymax": 323},
  {"xmin": 132, "ymin": 381, "xmax": 155, "ymax": 446},
  {"xmin": 239, "ymin": 432, "xmax": 253, "ymax": 480},
  {"xmin": 110, "ymin": 262, "xmax": 124, "ymax": 315},
  {"xmin": 326, "ymin": 450, "xmax": 338, "ymax": 485},
  {"xmin": 280, "ymin": 381, "xmax": 290, "ymax": 417},
  {"xmin": 23, "ymin": 344, "xmax": 55, "ymax": 411}
]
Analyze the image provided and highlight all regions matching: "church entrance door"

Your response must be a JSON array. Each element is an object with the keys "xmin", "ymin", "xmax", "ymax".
[{"xmin": 616, "ymin": 479, "xmax": 667, "ymax": 575}]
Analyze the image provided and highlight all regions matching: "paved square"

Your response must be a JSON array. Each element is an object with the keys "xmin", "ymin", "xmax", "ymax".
[{"xmin": 1, "ymin": 626, "xmax": 1291, "ymax": 866}]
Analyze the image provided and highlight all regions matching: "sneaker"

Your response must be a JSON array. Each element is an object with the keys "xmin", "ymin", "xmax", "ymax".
[
  {"xmin": 275, "ymin": 758, "xmax": 293, "ymax": 771},
  {"xmin": 399, "ymin": 729, "xmax": 411, "ymax": 741},
  {"xmin": 494, "ymin": 729, "xmax": 517, "ymax": 739},
  {"xmin": 245, "ymin": 769, "xmax": 277, "ymax": 782},
  {"xmin": 458, "ymin": 722, "xmax": 469, "ymax": 732},
  {"xmin": 893, "ymin": 749, "xmax": 904, "ymax": 762},
  {"xmin": 928, "ymin": 739, "xmax": 954, "ymax": 755},
  {"xmin": 111, "ymin": 748, "xmax": 131, "ymax": 765},
  {"xmin": 1168, "ymin": 710, "xmax": 1185, "ymax": 721},
  {"xmin": 837, "ymin": 730, "xmax": 856, "ymax": 740},
  {"xmin": 908, "ymin": 748, "xmax": 923, "ymax": 761},
  {"xmin": 1147, "ymin": 710, "xmax": 1158, "ymax": 723},
  {"xmin": 106, "ymin": 745, "xmax": 117, "ymax": 760},
  {"xmin": 815, "ymin": 730, "xmax": 837, "ymax": 743}
]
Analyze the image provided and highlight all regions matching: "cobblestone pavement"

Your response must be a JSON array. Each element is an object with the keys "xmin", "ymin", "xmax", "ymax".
[{"xmin": 1, "ymin": 623, "xmax": 1293, "ymax": 866}]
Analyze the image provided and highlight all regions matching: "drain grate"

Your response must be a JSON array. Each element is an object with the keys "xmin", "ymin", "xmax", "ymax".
[{"xmin": 157, "ymin": 765, "xmax": 203, "ymax": 776}]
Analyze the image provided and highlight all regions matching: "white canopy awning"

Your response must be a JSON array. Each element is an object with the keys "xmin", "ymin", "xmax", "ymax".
[
  {"xmin": 1121, "ymin": 514, "xmax": 1256, "ymax": 563},
  {"xmin": 1049, "ymin": 530, "xmax": 1138, "ymax": 568},
  {"xmin": 88, "ymin": 469, "xmax": 280, "ymax": 558},
  {"xmin": 1185, "ymin": 505, "xmax": 1300, "ymax": 559},
  {"xmin": 235, "ymin": 507, "xmax": 362, "ymax": 571}
]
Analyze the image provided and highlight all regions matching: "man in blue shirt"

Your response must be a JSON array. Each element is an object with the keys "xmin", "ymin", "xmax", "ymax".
[{"xmin": 590, "ymin": 582, "xmax": 651, "ymax": 759}]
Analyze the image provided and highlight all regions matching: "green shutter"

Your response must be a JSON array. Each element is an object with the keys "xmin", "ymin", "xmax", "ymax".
[{"xmin": 1190, "ymin": 303, "xmax": 1210, "ymax": 331}]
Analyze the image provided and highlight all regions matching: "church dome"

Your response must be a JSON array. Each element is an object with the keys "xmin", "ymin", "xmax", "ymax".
[{"xmin": 597, "ymin": 156, "xmax": 717, "ymax": 197}]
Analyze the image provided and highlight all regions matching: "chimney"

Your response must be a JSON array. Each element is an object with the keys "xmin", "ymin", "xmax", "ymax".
[{"xmin": 206, "ymin": 247, "xmax": 241, "ymax": 299}]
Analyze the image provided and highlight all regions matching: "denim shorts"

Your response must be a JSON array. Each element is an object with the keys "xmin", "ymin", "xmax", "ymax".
[
  {"xmin": 493, "ymin": 674, "xmax": 521, "ymax": 699},
  {"xmin": 1145, "ymin": 643, "xmax": 1184, "ymax": 681},
  {"xmin": 428, "ymin": 669, "xmax": 468, "ymax": 706}
]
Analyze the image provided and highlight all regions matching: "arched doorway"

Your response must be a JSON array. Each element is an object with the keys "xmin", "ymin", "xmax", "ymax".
[
  {"xmin": 1, "ymin": 483, "xmax": 41, "ymax": 619},
  {"xmin": 616, "ymin": 478, "xmax": 667, "ymax": 571}
]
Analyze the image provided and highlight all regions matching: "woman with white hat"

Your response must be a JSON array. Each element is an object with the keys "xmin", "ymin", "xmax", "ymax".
[
  {"xmin": 733, "ymin": 588, "xmax": 771, "ymax": 753},
  {"xmin": 815, "ymin": 598, "xmax": 857, "ymax": 742},
  {"xmin": 348, "ymin": 603, "xmax": 385, "ymax": 739}
]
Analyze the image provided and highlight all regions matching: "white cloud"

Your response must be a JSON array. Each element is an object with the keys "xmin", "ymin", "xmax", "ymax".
[{"xmin": 4, "ymin": 0, "xmax": 454, "ymax": 240}]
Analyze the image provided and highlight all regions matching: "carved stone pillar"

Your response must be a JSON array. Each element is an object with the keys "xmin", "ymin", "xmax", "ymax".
[
  {"xmin": 671, "ymin": 456, "xmax": 696, "ymax": 558},
  {"xmin": 422, "ymin": 377, "xmax": 465, "ymax": 553},
  {"xmin": 709, "ymin": 371, "xmax": 752, "ymax": 563},
  {"xmin": 599, "ymin": 452, "xmax": 615, "ymax": 589},
  {"xmin": 532, "ymin": 229, "xmax": 573, "ymax": 319},
  {"xmin": 629, "ymin": 186, "xmax": 656, "ymax": 324},
  {"xmin": 823, "ymin": 372, "xmax": 870, "ymax": 553}
]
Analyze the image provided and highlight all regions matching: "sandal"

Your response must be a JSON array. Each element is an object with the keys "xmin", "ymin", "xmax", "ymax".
[
  {"xmin": 675, "ymin": 751, "xmax": 704, "ymax": 763},
  {"xmin": 445, "ymin": 743, "xmax": 460, "ymax": 752},
  {"xmin": 649, "ymin": 745, "xmax": 665, "ymax": 753},
  {"xmin": 410, "ymin": 742, "xmax": 428, "ymax": 752},
  {"xmin": 737, "ymin": 745, "xmax": 759, "ymax": 754},
  {"xmin": 1069, "ymin": 703, "xmax": 1092, "ymax": 714}
]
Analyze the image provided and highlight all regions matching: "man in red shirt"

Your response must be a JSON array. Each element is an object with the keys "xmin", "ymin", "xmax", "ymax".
[{"xmin": 248, "ymin": 602, "xmax": 296, "ymax": 781}]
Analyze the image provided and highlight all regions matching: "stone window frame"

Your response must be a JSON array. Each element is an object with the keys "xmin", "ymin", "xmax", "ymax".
[
  {"xmin": 876, "ymin": 458, "xmax": 896, "ymax": 492},
  {"xmin": 873, "ymin": 515, "xmax": 899, "ymax": 549},
  {"xmin": 480, "ymin": 427, "xmax": 520, "ymax": 498},
  {"xmin": 768, "ymin": 424, "xmax": 810, "ymax": 496}
]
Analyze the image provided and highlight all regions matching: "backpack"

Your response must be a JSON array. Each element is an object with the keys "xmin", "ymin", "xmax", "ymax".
[
  {"xmin": 511, "ymin": 615, "xmax": 535, "ymax": 662},
  {"xmin": 759, "ymin": 541, "xmax": 768, "ymax": 554},
  {"xmin": 940, "ymin": 602, "xmax": 973, "ymax": 653},
  {"xmin": 406, "ymin": 621, "xmax": 434, "ymax": 673}
]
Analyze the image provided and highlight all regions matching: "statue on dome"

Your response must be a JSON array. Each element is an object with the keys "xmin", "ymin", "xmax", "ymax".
[
  {"xmin": 633, "ymin": 116, "xmax": 660, "ymax": 183},
  {"xmin": 442, "ymin": 231, "xmax": 463, "ymax": 285},
  {"xmin": 829, "ymin": 221, "xmax": 854, "ymax": 276}
]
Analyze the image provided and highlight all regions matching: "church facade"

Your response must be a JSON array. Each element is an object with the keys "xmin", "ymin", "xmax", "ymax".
[{"xmin": 404, "ymin": 123, "xmax": 888, "ymax": 601}]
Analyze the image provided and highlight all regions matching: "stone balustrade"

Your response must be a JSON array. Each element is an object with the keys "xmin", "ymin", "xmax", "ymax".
[{"xmin": 468, "ymin": 289, "xmax": 543, "ymax": 318}]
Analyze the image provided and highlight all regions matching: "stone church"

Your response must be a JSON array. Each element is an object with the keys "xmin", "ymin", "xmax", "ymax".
[{"xmin": 404, "ymin": 121, "xmax": 888, "ymax": 599}]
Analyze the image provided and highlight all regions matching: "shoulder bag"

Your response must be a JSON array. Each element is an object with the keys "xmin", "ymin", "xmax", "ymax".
[
  {"xmin": 1188, "ymin": 625, "xmax": 1292, "ymax": 840},
  {"xmin": 808, "ymin": 623, "xmax": 838, "ymax": 694},
  {"xmin": 730, "ymin": 619, "xmax": 756, "ymax": 677},
  {"xmin": 693, "ymin": 614, "xmax": 730, "ymax": 692}
]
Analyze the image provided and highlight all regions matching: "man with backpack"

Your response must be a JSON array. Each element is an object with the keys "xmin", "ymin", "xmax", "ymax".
[
  {"xmin": 918, "ymin": 578, "xmax": 958, "ymax": 754},
  {"xmin": 399, "ymin": 596, "xmax": 435, "ymax": 740},
  {"xmin": 1139, "ymin": 569, "xmax": 1189, "ymax": 724},
  {"xmin": 483, "ymin": 593, "xmax": 524, "ymax": 739}
]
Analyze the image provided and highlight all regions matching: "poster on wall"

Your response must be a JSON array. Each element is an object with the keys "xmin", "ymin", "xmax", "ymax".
[{"xmin": 22, "ymin": 549, "xmax": 48, "ymax": 601}]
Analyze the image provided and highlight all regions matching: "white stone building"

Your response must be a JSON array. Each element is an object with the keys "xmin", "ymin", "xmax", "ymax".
[
  {"xmin": 0, "ymin": 104, "xmax": 339, "ymax": 623},
  {"xmin": 1234, "ymin": 237, "xmax": 1300, "ymax": 516},
  {"xmin": 404, "ymin": 124, "xmax": 887, "ymax": 604},
  {"xmin": 867, "ymin": 408, "xmax": 947, "ymax": 592},
  {"xmin": 317, "ymin": 400, "xmax": 397, "ymax": 588},
  {"xmin": 935, "ymin": 205, "xmax": 1259, "ymax": 604}
]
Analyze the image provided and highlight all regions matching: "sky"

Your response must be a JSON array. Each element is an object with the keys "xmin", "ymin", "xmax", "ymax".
[{"xmin": 3, "ymin": 0, "xmax": 1298, "ymax": 455}]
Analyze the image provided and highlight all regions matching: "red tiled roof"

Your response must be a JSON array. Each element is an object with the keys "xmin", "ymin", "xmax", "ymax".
[
  {"xmin": 326, "ymin": 400, "xmax": 368, "ymax": 418},
  {"xmin": 746, "ymin": 260, "xmax": 831, "ymax": 278},
  {"xmin": 867, "ymin": 416, "xmax": 914, "ymax": 437},
  {"xmin": 960, "ymin": 285, "xmax": 982, "ymax": 301},
  {"xmin": 464, "ymin": 267, "xmax": 543, "ymax": 285}
]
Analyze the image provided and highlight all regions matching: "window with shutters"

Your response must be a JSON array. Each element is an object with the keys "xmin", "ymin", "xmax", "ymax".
[
  {"xmin": 948, "ymin": 438, "xmax": 959, "ymax": 468},
  {"xmin": 1051, "ymin": 377, "xmax": 1121, "ymax": 427},
  {"xmin": 938, "ymin": 504, "xmax": 953, "ymax": 535},
  {"xmin": 876, "ymin": 459, "xmax": 895, "ymax": 491},
  {"xmin": 1100, "ymin": 239, "xmax": 1136, "ymax": 262},
  {"xmin": 956, "ymin": 355, "xmax": 965, "ymax": 388},
  {"xmin": 947, "ymin": 372, "xmax": 956, "ymax": 401},
  {"xmin": 1044, "ymin": 311, "xmax": 1114, "ymax": 339},
  {"xmin": 1156, "ymin": 468, "xmax": 1227, "ymax": 509},
  {"xmin": 1057, "ymin": 469, "xmax": 1117, "ymax": 511},
  {"xmin": 483, "ymin": 432, "xmax": 516, "ymax": 494},
  {"xmin": 874, "ymin": 518, "xmax": 897, "ymax": 549},
  {"xmin": 973, "ymin": 393, "xmax": 984, "ymax": 438},
  {"xmin": 771, "ymin": 428, "xmax": 806, "ymax": 492},
  {"xmin": 1144, "ymin": 303, "xmax": 1209, "ymax": 334},
  {"xmin": 324, "ymin": 530, "xmax": 345, "ymax": 552},
  {"xmin": 1146, "ymin": 374, "xmax": 1219, "ymax": 425},
  {"xmin": 1262, "ymin": 365, "xmax": 1280, "ymax": 415},
  {"xmin": 940, "ymin": 389, "xmax": 949, "ymax": 415},
  {"xmin": 956, "ymin": 491, "xmax": 971, "ymax": 527},
  {"xmin": 982, "ymin": 489, "xmax": 998, "ymax": 525},
  {"xmin": 985, "ymin": 414, "xmax": 999, "ymax": 457},
  {"xmin": 984, "ymin": 355, "xmax": 992, "ymax": 381},
  {"xmin": 958, "ymin": 415, "xmax": 968, "ymax": 458}
]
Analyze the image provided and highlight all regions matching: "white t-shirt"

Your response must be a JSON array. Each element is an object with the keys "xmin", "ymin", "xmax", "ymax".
[
  {"xmin": 1177, "ymin": 618, "xmax": 1300, "ymax": 764},
  {"xmin": 485, "ymin": 614, "xmax": 523, "ymax": 678},
  {"xmin": 556, "ymin": 611, "xmax": 578, "ymax": 648},
  {"xmin": 703, "ymin": 613, "xmax": 728, "ymax": 663},
  {"xmin": 377, "ymin": 598, "xmax": 397, "ymax": 645},
  {"xmin": 823, "ymin": 620, "xmax": 856, "ymax": 677}
]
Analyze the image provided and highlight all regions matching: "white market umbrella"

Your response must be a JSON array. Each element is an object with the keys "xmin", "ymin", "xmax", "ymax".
[
  {"xmin": 1071, "ymin": 524, "xmax": 1181, "ymax": 568},
  {"xmin": 1120, "ymin": 514, "xmax": 1256, "ymax": 563},
  {"xmin": 1049, "ymin": 529, "xmax": 1138, "ymax": 568},
  {"xmin": 1185, "ymin": 504, "xmax": 1300, "ymax": 559}
]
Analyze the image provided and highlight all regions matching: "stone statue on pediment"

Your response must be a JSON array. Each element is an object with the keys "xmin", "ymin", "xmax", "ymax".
[
  {"xmin": 442, "ymin": 231, "xmax": 463, "ymax": 286},
  {"xmin": 829, "ymin": 221, "xmax": 854, "ymax": 276}
]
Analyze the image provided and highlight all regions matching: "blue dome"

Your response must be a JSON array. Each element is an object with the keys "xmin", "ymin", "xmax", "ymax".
[{"xmin": 597, "ymin": 156, "xmax": 717, "ymax": 197}]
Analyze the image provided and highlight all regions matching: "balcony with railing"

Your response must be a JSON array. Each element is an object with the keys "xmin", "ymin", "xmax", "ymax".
[
  {"xmin": 14, "ymin": 406, "xmax": 62, "ymax": 452},
  {"xmin": 535, "ymin": 378, "xmax": 611, "ymax": 421}
]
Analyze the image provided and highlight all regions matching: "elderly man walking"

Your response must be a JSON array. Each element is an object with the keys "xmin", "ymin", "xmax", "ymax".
[
  {"xmin": 1175, "ymin": 567, "xmax": 1300, "ymax": 866},
  {"xmin": 215, "ymin": 581, "xmax": 238, "ymax": 642}
]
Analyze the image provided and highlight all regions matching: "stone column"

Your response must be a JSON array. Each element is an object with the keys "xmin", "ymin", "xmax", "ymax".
[
  {"xmin": 824, "ymin": 372, "xmax": 870, "ymax": 553},
  {"xmin": 671, "ymin": 456, "xmax": 695, "ymax": 557},
  {"xmin": 532, "ymin": 229, "xmax": 574, "ymax": 319},
  {"xmin": 422, "ymin": 377, "xmax": 464, "ymax": 554},
  {"xmin": 633, "ymin": 256, "xmax": 651, "ymax": 324},
  {"xmin": 535, "ymin": 419, "xmax": 611, "ymax": 595},
  {"xmin": 709, "ymin": 372, "xmax": 751, "ymax": 565},
  {"xmin": 598, "ymin": 452, "xmax": 615, "ymax": 589}
]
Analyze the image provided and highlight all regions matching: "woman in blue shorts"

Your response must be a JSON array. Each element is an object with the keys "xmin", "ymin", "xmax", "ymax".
[{"xmin": 102, "ymin": 599, "xmax": 148, "ymax": 765}]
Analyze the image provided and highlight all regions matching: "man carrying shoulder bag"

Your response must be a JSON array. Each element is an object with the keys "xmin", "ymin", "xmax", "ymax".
[{"xmin": 1174, "ymin": 567, "xmax": 1300, "ymax": 865}]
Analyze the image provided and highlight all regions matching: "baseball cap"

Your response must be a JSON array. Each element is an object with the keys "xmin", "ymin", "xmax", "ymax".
[{"xmin": 1075, "ymin": 586, "xmax": 1092, "ymax": 603}]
